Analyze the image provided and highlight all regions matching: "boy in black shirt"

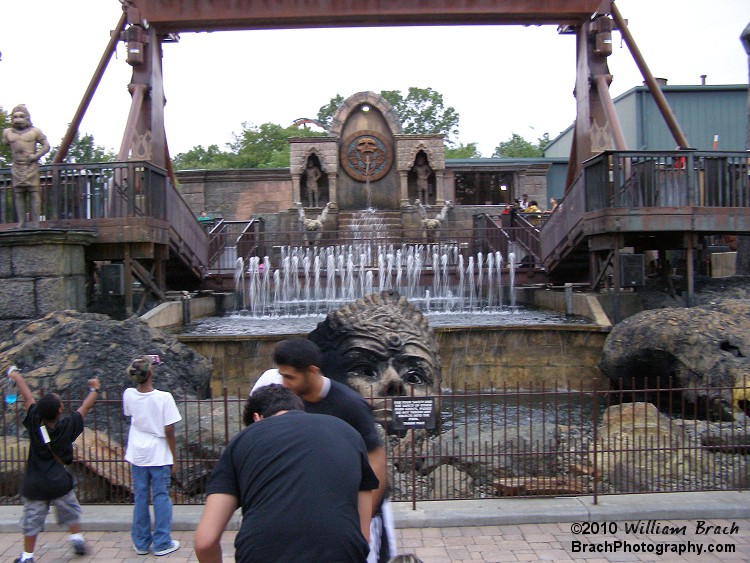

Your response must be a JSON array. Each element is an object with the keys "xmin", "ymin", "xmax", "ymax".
[{"xmin": 9, "ymin": 366, "xmax": 100, "ymax": 562}]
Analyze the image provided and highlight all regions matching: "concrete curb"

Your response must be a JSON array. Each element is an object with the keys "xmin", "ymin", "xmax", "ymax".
[{"xmin": 0, "ymin": 491, "xmax": 747, "ymax": 533}]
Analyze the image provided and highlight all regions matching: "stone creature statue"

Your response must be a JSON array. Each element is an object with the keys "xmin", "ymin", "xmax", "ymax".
[
  {"xmin": 416, "ymin": 199, "xmax": 453, "ymax": 241},
  {"xmin": 1, "ymin": 104, "xmax": 50, "ymax": 229},
  {"xmin": 308, "ymin": 290, "xmax": 441, "ymax": 430},
  {"xmin": 296, "ymin": 202, "xmax": 330, "ymax": 245}
]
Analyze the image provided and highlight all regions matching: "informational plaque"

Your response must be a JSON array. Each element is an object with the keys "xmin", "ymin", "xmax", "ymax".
[{"xmin": 391, "ymin": 397, "xmax": 436, "ymax": 430}]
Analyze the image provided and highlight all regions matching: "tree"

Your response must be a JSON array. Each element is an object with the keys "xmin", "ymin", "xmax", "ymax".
[
  {"xmin": 317, "ymin": 87, "xmax": 461, "ymax": 147},
  {"xmin": 382, "ymin": 87, "xmax": 460, "ymax": 146},
  {"xmin": 316, "ymin": 95, "xmax": 344, "ymax": 129},
  {"xmin": 229, "ymin": 122, "xmax": 324, "ymax": 169},
  {"xmin": 445, "ymin": 142, "xmax": 482, "ymax": 159},
  {"xmin": 172, "ymin": 144, "xmax": 236, "ymax": 170},
  {"xmin": 493, "ymin": 132, "xmax": 550, "ymax": 158},
  {"xmin": 46, "ymin": 132, "xmax": 115, "ymax": 164}
]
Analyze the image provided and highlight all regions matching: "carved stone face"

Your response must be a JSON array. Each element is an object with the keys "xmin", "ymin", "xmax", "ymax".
[
  {"xmin": 308, "ymin": 291, "xmax": 440, "ymax": 427},
  {"xmin": 11, "ymin": 109, "xmax": 30, "ymax": 130},
  {"xmin": 356, "ymin": 137, "xmax": 378, "ymax": 158}
]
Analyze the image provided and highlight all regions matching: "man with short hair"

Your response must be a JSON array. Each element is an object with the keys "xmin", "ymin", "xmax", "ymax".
[
  {"xmin": 272, "ymin": 338, "xmax": 394, "ymax": 563},
  {"xmin": 9, "ymin": 366, "xmax": 100, "ymax": 562},
  {"xmin": 194, "ymin": 384, "xmax": 378, "ymax": 562}
]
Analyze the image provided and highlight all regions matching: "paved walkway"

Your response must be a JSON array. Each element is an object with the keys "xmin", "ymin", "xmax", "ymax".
[{"xmin": 0, "ymin": 492, "xmax": 748, "ymax": 562}]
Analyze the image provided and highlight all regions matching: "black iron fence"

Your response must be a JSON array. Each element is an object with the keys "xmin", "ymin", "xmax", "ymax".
[{"xmin": 0, "ymin": 381, "xmax": 747, "ymax": 506}]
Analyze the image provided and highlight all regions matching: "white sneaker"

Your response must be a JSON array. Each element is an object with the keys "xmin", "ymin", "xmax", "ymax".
[
  {"xmin": 134, "ymin": 546, "xmax": 149, "ymax": 555},
  {"xmin": 153, "ymin": 540, "xmax": 180, "ymax": 556}
]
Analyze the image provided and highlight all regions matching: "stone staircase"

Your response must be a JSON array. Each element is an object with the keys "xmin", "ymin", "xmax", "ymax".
[{"xmin": 336, "ymin": 210, "xmax": 403, "ymax": 243}]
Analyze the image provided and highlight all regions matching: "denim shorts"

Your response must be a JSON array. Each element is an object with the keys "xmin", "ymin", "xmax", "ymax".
[{"xmin": 20, "ymin": 490, "xmax": 82, "ymax": 536}]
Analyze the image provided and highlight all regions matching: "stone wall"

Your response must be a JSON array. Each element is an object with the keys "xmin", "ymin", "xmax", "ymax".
[
  {"xmin": 516, "ymin": 163, "xmax": 550, "ymax": 206},
  {"xmin": 0, "ymin": 230, "xmax": 94, "ymax": 322},
  {"xmin": 178, "ymin": 326, "xmax": 608, "ymax": 398},
  {"xmin": 176, "ymin": 169, "xmax": 292, "ymax": 220},
  {"xmin": 436, "ymin": 326, "xmax": 608, "ymax": 390}
]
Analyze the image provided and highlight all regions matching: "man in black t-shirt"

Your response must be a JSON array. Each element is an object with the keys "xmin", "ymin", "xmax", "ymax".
[
  {"xmin": 272, "ymin": 338, "xmax": 393, "ymax": 563},
  {"xmin": 9, "ymin": 366, "xmax": 100, "ymax": 563},
  {"xmin": 194, "ymin": 385, "xmax": 378, "ymax": 563}
]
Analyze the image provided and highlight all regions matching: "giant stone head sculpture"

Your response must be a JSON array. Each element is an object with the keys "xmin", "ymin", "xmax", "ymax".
[{"xmin": 308, "ymin": 290, "xmax": 441, "ymax": 426}]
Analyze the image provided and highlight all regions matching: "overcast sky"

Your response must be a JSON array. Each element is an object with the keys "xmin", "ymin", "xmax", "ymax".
[{"xmin": 1, "ymin": 1, "xmax": 749, "ymax": 158}]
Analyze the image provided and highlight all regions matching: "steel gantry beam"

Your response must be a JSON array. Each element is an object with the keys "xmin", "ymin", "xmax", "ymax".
[{"xmin": 123, "ymin": 0, "xmax": 606, "ymax": 32}]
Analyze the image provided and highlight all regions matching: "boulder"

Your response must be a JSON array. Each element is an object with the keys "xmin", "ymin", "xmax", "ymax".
[
  {"xmin": 393, "ymin": 422, "xmax": 560, "ymax": 484},
  {"xmin": 0, "ymin": 310, "xmax": 212, "ymax": 399},
  {"xmin": 589, "ymin": 402, "xmax": 709, "ymax": 492},
  {"xmin": 598, "ymin": 300, "xmax": 750, "ymax": 419}
]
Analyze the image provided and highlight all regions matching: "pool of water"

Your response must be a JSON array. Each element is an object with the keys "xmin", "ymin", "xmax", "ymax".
[{"xmin": 182, "ymin": 307, "xmax": 592, "ymax": 336}]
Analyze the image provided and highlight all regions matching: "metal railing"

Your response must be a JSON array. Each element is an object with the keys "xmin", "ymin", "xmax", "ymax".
[
  {"xmin": 0, "ymin": 162, "xmax": 169, "ymax": 224},
  {"xmin": 541, "ymin": 150, "xmax": 750, "ymax": 268},
  {"xmin": 0, "ymin": 381, "xmax": 747, "ymax": 505},
  {"xmin": 585, "ymin": 150, "xmax": 750, "ymax": 210},
  {"xmin": 207, "ymin": 219, "xmax": 265, "ymax": 275},
  {"xmin": 475, "ymin": 213, "xmax": 544, "ymax": 268}
]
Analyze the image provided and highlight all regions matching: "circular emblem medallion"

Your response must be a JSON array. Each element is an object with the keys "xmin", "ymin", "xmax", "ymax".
[{"xmin": 340, "ymin": 130, "xmax": 393, "ymax": 182}]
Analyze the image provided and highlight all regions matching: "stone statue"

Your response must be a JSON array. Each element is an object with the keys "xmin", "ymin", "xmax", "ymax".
[
  {"xmin": 1, "ymin": 105, "xmax": 50, "ymax": 228},
  {"xmin": 296, "ymin": 201, "xmax": 330, "ymax": 245},
  {"xmin": 417, "ymin": 199, "xmax": 453, "ymax": 241},
  {"xmin": 304, "ymin": 159, "xmax": 322, "ymax": 208},
  {"xmin": 308, "ymin": 290, "xmax": 441, "ymax": 429},
  {"xmin": 413, "ymin": 153, "xmax": 432, "ymax": 203}
]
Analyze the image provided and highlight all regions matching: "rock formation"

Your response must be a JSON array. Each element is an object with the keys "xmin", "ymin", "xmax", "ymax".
[
  {"xmin": 0, "ymin": 310, "xmax": 211, "ymax": 401},
  {"xmin": 598, "ymin": 299, "xmax": 750, "ymax": 420}
]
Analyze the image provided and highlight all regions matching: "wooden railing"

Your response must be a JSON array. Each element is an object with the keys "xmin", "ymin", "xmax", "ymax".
[
  {"xmin": 585, "ymin": 150, "xmax": 750, "ymax": 210},
  {"xmin": 166, "ymin": 180, "xmax": 209, "ymax": 278},
  {"xmin": 0, "ymin": 161, "xmax": 170, "ymax": 224},
  {"xmin": 541, "ymin": 150, "xmax": 750, "ymax": 268},
  {"xmin": 0, "ymin": 161, "xmax": 209, "ymax": 280}
]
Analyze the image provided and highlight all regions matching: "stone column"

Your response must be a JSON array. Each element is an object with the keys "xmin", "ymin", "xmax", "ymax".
[
  {"xmin": 399, "ymin": 170, "xmax": 409, "ymax": 206},
  {"xmin": 435, "ymin": 170, "xmax": 446, "ymax": 205},
  {"xmin": 327, "ymin": 173, "xmax": 338, "ymax": 206},
  {"xmin": 291, "ymin": 174, "xmax": 302, "ymax": 204},
  {"xmin": 0, "ymin": 230, "xmax": 96, "ymax": 322}
]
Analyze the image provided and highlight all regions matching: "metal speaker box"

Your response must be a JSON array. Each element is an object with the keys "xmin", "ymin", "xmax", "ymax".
[
  {"xmin": 620, "ymin": 254, "xmax": 645, "ymax": 287},
  {"xmin": 99, "ymin": 264, "xmax": 125, "ymax": 296}
]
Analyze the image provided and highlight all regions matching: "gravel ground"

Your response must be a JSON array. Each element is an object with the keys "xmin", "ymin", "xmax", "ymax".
[{"xmin": 635, "ymin": 274, "xmax": 750, "ymax": 310}]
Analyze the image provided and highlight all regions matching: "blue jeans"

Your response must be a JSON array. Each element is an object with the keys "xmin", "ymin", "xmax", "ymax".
[{"xmin": 131, "ymin": 465, "xmax": 173, "ymax": 552}]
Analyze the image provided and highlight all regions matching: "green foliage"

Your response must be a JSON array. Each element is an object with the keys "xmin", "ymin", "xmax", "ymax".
[
  {"xmin": 316, "ymin": 95, "xmax": 344, "ymax": 128},
  {"xmin": 175, "ymin": 87, "xmax": 475, "ymax": 169},
  {"xmin": 173, "ymin": 123, "xmax": 325, "ymax": 170},
  {"xmin": 0, "ymin": 107, "xmax": 11, "ymax": 167},
  {"xmin": 493, "ymin": 132, "xmax": 550, "ymax": 158},
  {"xmin": 172, "ymin": 144, "xmax": 236, "ymax": 170},
  {"xmin": 230, "ymin": 122, "xmax": 324, "ymax": 169},
  {"xmin": 0, "ymin": 109, "xmax": 112, "ymax": 166},
  {"xmin": 383, "ymin": 87, "xmax": 460, "ymax": 146},
  {"xmin": 46, "ymin": 132, "xmax": 115, "ymax": 164},
  {"xmin": 445, "ymin": 142, "xmax": 482, "ymax": 159},
  {"xmin": 317, "ymin": 87, "xmax": 461, "ymax": 147}
]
